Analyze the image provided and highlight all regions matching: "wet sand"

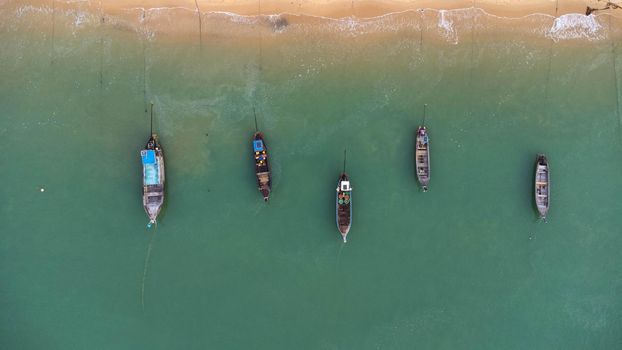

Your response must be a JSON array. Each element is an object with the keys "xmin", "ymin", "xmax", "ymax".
[
  {"xmin": 4, "ymin": 0, "xmax": 621, "ymax": 48},
  {"xmin": 7, "ymin": 0, "xmax": 622, "ymax": 19}
]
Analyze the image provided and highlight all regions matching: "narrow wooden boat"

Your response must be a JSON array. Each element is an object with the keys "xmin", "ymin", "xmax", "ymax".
[
  {"xmin": 534, "ymin": 154, "xmax": 550, "ymax": 219},
  {"xmin": 141, "ymin": 105, "xmax": 165, "ymax": 227},
  {"xmin": 252, "ymin": 132, "xmax": 271, "ymax": 201},
  {"xmin": 336, "ymin": 173, "xmax": 352, "ymax": 242},
  {"xmin": 336, "ymin": 150, "xmax": 352, "ymax": 242},
  {"xmin": 415, "ymin": 126, "xmax": 430, "ymax": 192}
]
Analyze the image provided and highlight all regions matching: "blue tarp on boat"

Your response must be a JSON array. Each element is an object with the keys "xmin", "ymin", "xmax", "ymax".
[
  {"xmin": 144, "ymin": 163, "xmax": 159, "ymax": 185},
  {"xmin": 253, "ymin": 140, "xmax": 264, "ymax": 152},
  {"xmin": 141, "ymin": 150, "xmax": 156, "ymax": 164},
  {"xmin": 141, "ymin": 150, "xmax": 160, "ymax": 185}
]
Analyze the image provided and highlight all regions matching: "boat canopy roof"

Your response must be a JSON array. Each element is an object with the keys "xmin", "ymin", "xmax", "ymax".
[
  {"xmin": 141, "ymin": 150, "xmax": 156, "ymax": 164},
  {"xmin": 340, "ymin": 181, "xmax": 352, "ymax": 192},
  {"xmin": 143, "ymin": 162, "xmax": 160, "ymax": 186},
  {"xmin": 253, "ymin": 140, "xmax": 264, "ymax": 152}
]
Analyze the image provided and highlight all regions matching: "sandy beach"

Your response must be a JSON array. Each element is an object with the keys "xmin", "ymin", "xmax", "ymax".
[{"xmin": 3, "ymin": 0, "xmax": 620, "ymax": 47}]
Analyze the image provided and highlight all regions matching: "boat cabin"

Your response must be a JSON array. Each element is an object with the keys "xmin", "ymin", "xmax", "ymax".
[
  {"xmin": 337, "ymin": 180, "xmax": 352, "ymax": 206},
  {"xmin": 253, "ymin": 139, "xmax": 264, "ymax": 152},
  {"xmin": 340, "ymin": 181, "xmax": 352, "ymax": 192},
  {"xmin": 254, "ymin": 140, "xmax": 267, "ymax": 164}
]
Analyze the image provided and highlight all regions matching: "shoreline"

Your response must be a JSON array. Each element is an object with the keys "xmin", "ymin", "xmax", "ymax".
[
  {"xmin": 3, "ymin": 0, "xmax": 621, "ymax": 46},
  {"xmin": 6, "ymin": 0, "xmax": 622, "ymax": 19}
]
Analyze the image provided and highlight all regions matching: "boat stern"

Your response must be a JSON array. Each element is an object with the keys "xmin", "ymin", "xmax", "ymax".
[
  {"xmin": 338, "ymin": 223, "xmax": 351, "ymax": 236},
  {"xmin": 145, "ymin": 203, "xmax": 161, "ymax": 223},
  {"xmin": 143, "ymin": 190, "xmax": 164, "ymax": 225}
]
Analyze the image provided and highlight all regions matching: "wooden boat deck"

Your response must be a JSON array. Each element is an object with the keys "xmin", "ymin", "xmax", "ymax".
[
  {"xmin": 253, "ymin": 132, "xmax": 272, "ymax": 201},
  {"xmin": 534, "ymin": 155, "xmax": 550, "ymax": 218},
  {"xmin": 415, "ymin": 126, "xmax": 430, "ymax": 191},
  {"xmin": 336, "ymin": 172, "xmax": 352, "ymax": 241},
  {"xmin": 142, "ymin": 134, "xmax": 165, "ymax": 225}
]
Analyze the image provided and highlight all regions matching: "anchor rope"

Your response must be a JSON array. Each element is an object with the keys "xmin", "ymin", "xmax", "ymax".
[
  {"xmin": 467, "ymin": 2, "xmax": 476, "ymax": 120},
  {"xmin": 194, "ymin": 0, "xmax": 203, "ymax": 49},
  {"xmin": 543, "ymin": 42, "xmax": 553, "ymax": 111},
  {"xmin": 142, "ymin": 9, "xmax": 148, "ymax": 114},
  {"xmin": 99, "ymin": 0, "xmax": 104, "ymax": 87},
  {"xmin": 141, "ymin": 224, "xmax": 157, "ymax": 310},
  {"xmin": 51, "ymin": 0, "xmax": 56, "ymax": 64},
  {"xmin": 258, "ymin": 0, "xmax": 263, "ymax": 72},
  {"xmin": 419, "ymin": 9, "xmax": 424, "ymax": 51},
  {"xmin": 610, "ymin": 16, "xmax": 621, "ymax": 128},
  {"xmin": 543, "ymin": 1, "xmax": 559, "ymax": 111},
  {"xmin": 252, "ymin": 0, "xmax": 263, "ymax": 111}
]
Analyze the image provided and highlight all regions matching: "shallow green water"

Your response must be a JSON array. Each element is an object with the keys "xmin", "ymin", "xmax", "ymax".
[{"xmin": 1, "ymin": 5, "xmax": 622, "ymax": 349}]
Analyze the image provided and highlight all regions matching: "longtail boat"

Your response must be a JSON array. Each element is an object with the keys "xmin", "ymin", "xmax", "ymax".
[
  {"xmin": 534, "ymin": 154, "xmax": 550, "ymax": 219},
  {"xmin": 141, "ymin": 104, "xmax": 165, "ymax": 227},
  {"xmin": 415, "ymin": 105, "xmax": 430, "ymax": 192},
  {"xmin": 336, "ymin": 150, "xmax": 352, "ymax": 242},
  {"xmin": 252, "ymin": 111, "xmax": 271, "ymax": 201}
]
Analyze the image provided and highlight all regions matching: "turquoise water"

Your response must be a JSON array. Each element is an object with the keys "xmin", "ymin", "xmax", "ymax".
[{"xmin": 1, "ymin": 4, "xmax": 622, "ymax": 349}]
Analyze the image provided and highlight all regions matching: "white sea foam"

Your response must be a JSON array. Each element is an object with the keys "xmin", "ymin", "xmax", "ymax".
[
  {"xmin": 207, "ymin": 11, "xmax": 258, "ymax": 25},
  {"xmin": 8, "ymin": 5, "xmax": 617, "ymax": 43},
  {"xmin": 547, "ymin": 14, "xmax": 605, "ymax": 41},
  {"xmin": 70, "ymin": 10, "xmax": 90, "ymax": 27},
  {"xmin": 15, "ymin": 5, "xmax": 52, "ymax": 17},
  {"xmin": 437, "ymin": 10, "xmax": 458, "ymax": 44},
  {"xmin": 130, "ymin": 6, "xmax": 195, "ymax": 14}
]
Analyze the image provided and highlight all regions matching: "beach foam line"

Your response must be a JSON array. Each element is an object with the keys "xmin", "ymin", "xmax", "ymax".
[
  {"xmin": 13, "ymin": 1, "xmax": 621, "ymax": 22},
  {"xmin": 202, "ymin": 8, "xmax": 614, "ymax": 42},
  {"xmin": 18, "ymin": 0, "xmax": 619, "ymax": 20},
  {"xmin": 547, "ymin": 13, "xmax": 606, "ymax": 41},
  {"xmin": 8, "ymin": 3, "xmax": 620, "ymax": 44},
  {"xmin": 115, "ymin": 6, "xmax": 620, "ymax": 24}
]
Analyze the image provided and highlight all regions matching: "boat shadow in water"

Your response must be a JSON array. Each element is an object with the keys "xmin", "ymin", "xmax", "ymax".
[{"xmin": 322, "ymin": 173, "xmax": 339, "ymax": 240}]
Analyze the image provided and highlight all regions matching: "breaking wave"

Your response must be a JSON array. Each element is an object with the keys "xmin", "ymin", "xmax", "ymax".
[
  {"xmin": 546, "ymin": 14, "xmax": 606, "ymax": 41},
  {"xmin": 5, "ymin": 3, "xmax": 619, "ymax": 43}
]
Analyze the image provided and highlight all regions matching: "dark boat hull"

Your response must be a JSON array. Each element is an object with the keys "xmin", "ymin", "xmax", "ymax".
[
  {"xmin": 142, "ymin": 134, "xmax": 165, "ymax": 225},
  {"xmin": 415, "ymin": 126, "xmax": 430, "ymax": 191},
  {"xmin": 253, "ymin": 132, "xmax": 271, "ymax": 201},
  {"xmin": 534, "ymin": 154, "xmax": 549, "ymax": 219},
  {"xmin": 336, "ymin": 173, "xmax": 352, "ymax": 242}
]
